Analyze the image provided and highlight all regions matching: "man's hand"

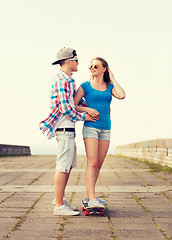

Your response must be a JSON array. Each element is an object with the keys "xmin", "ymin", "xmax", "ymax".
[{"xmin": 85, "ymin": 113, "xmax": 100, "ymax": 122}]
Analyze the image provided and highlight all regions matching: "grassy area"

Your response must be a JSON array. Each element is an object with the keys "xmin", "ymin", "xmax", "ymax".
[
  {"xmin": 116, "ymin": 155, "xmax": 172, "ymax": 174},
  {"xmin": 141, "ymin": 159, "xmax": 172, "ymax": 174}
]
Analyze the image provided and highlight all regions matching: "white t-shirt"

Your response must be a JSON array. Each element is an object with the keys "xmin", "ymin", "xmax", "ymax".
[{"xmin": 54, "ymin": 83, "xmax": 75, "ymax": 130}]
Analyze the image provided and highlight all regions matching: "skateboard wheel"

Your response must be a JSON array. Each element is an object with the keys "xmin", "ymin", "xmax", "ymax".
[
  {"xmin": 82, "ymin": 206, "xmax": 85, "ymax": 211},
  {"xmin": 100, "ymin": 211, "xmax": 104, "ymax": 216},
  {"xmin": 85, "ymin": 210, "xmax": 89, "ymax": 216}
]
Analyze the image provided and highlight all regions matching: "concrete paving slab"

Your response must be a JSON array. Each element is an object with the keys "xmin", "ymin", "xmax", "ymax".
[
  {"xmin": 1, "ymin": 184, "xmax": 171, "ymax": 193},
  {"xmin": 0, "ymin": 218, "xmax": 18, "ymax": 239},
  {"xmin": 114, "ymin": 229, "xmax": 165, "ymax": 240},
  {"xmin": 0, "ymin": 155, "xmax": 171, "ymax": 240},
  {"xmin": 0, "ymin": 168, "xmax": 151, "ymax": 173}
]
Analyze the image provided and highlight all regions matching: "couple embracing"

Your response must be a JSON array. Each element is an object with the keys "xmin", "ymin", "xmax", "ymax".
[{"xmin": 39, "ymin": 47, "xmax": 125, "ymax": 216}]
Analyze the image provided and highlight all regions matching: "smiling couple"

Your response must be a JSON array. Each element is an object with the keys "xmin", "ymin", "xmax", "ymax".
[{"xmin": 39, "ymin": 47, "xmax": 125, "ymax": 216}]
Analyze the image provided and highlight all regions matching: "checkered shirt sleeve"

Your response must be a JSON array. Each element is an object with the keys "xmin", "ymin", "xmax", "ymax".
[{"xmin": 39, "ymin": 72, "xmax": 86, "ymax": 139}]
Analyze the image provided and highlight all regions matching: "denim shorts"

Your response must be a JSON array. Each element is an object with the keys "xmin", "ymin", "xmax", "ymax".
[
  {"xmin": 83, "ymin": 126, "xmax": 111, "ymax": 141},
  {"xmin": 55, "ymin": 131, "xmax": 76, "ymax": 173}
]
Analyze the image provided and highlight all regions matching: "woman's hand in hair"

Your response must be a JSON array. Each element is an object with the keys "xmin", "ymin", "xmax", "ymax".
[
  {"xmin": 109, "ymin": 69, "xmax": 126, "ymax": 99},
  {"xmin": 108, "ymin": 68, "xmax": 115, "ymax": 82}
]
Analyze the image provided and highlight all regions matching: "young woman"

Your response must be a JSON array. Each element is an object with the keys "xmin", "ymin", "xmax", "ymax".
[{"xmin": 74, "ymin": 57, "xmax": 125, "ymax": 208}]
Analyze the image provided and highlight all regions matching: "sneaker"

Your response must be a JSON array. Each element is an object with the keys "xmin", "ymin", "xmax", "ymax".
[
  {"xmin": 96, "ymin": 197, "xmax": 107, "ymax": 204},
  {"xmin": 82, "ymin": 197, "xmax": 89, "ymax": 204},
  {"xmin": 88, "ymin": 198, "xmax": 105, "ymax": 208},
  {"xmin": 82, "ymin": 197, "xmax": 107, "ymax": 205},
  {"xmin": 54, "ymin": 205, "xmax": 80, "ymax": 216},
  {"xmin": 52, "ymin": 198, "xmax": 56, "ymax": 205},
  {"xmin": 52, "ymin": 197, "xmax": 77, "ymax": 211},
  {"xmin": 63, "ymin": 198, "xmax": 77, "ymax": 211}
]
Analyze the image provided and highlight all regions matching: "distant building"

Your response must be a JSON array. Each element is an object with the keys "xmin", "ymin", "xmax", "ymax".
[{"xmin": 0, "ymin": 144, "xmax": 31, "ymax": 156}]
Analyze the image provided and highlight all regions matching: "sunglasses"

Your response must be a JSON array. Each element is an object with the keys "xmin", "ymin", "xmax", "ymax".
[
  {"xmin": 88, "ymin": 64, "xmax": 99, "ymax": 69},
  {"xmin": 65, "ymin": 58, "xmax": 79, "ymax": 63}
]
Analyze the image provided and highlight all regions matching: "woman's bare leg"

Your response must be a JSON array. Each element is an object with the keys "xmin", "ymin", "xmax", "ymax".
[
  {"xmin": 95, "ymin": 140, "xmax": 110, "ymax": 183},
  {"xmin": 84, "ymin": 138, "xmax": 98, "ymax": 201}
]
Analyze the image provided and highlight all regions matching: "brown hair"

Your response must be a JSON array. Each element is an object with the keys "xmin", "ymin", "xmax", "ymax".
[
  {"xmin": 91, "ymin": 57, "xmax": 111, "ymax": 84},
  {"xmin": 59, "ymin": 59, "xmax": 67, "ymax": 66}
]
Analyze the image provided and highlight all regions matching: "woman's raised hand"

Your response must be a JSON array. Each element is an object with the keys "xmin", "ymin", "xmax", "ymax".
[{"xmin": 108, "ymin": 68, "xmax": 115, "ymax": 81}]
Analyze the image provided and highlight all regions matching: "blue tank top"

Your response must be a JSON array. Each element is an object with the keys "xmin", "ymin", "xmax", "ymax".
[{"xmin": 80, "ymin": 81, "xmax": 114, "ymax": 130}]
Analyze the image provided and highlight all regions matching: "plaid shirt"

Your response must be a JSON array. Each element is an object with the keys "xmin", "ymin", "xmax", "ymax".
[{"xmin": 39, "ymin": 70, "xmax": 86, "ymax": 139}]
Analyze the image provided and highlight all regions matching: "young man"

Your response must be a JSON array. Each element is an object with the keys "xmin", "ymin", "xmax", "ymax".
[{"xmin": 39, "ymin": 47, "xmax": 98, "ymax": 216}]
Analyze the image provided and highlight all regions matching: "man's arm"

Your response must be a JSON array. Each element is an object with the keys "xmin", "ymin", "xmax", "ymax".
[
  {"xmin": 55, "ymin": 79, "xmax": 99, "ymax": 122},
  {"xmin": 55, "ymin": 79, "xmax": 86, "ymax": 122}
]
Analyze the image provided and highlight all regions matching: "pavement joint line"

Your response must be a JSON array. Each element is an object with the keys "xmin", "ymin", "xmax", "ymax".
[
  {"xmin": 4, "ymin": 192, "xmax": 46, "ymax": 239},
  {"xmin": 151, "ymin": 171, "xmax": 172, "ymax": 185},
  {"xmin": 116, "ymin": 159, "xmax": 152, "ymax": 186},
  {"xmin": 110, "ymin": 158, "xmax": 172, "ymax": 239},
  {"xmin": 0, "ymin": 192, "xmax": 16, "ymax": 205},
  {"xmin": 0, "ymin": 168, "xmax": 150, "ymax": 173},
  {"xmin": 56, "ymin": 158, "xmax": 85, "ymax": 239},
  {"xmin": 2, "ymin": 172, "xmax": 26, "ymax": 186},
  {"xmin": 104, "ymin": 161, "xmax": 125, "ymax": 184},
  {"xmin": 0, "ymin": 185, "xmax": 171, "ymax": 193},
  {"xmin": 103, "ymin": 197, "xmax": 116, "ymax": 240},
  {"xmin": 125, "ymin": 160, "xmax": 172, "ymax": 186},
  {"xmin": 130, "ymin": 170, "xmax": 151, "ymax": 186},
  {"xmin": 123, "ymin": 156, "xmax": 172, "ymax": 174},
  {"xmin": 105, "ymin": 158, "xmax": 172, "ymax": 239},
  {"xmin": 160, "ymin": 191, "xmax": 172, "ymax": 202},
  {"xmin": 108, "ymin": 158, "xmax": 171, "ymax": 188},
  {"xmin": 28, "ymin": 172, "xmax": 46, "ymax": 185},
  {"xmin": 99, "ymin": 177, "xmax": 116, "ymax": 240},
  {"xmin": 131, "ymin": 193, "xmax": 172, "ymax": 240}
]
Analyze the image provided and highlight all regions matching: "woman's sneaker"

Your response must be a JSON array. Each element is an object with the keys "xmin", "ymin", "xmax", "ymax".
[
  {"xmin": 54, "ymin": 205, "xmax": 80, "ymax": 216},
  {"xmin": 96, "ymin": 197, "xmax": 107, "ymax": 204},
  {"xmin": 82, "ymin": 197, "xmax": 106, "ymax": 205},
  {"xmin": 88, "ymin": 198, "xmax": 105, "ymax": 208},
  {"xmin": 82, "ymin": 197, "xmax": 89, "ymax": 204},
  {"xmin": 52, "ymin": 198, "xmax": 77, "ymax": 211}
]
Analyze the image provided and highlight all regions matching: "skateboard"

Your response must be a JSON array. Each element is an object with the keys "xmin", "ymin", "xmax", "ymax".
[{"xmin": 82, "ymin": 201, "xmax": 105, "ymax": 216}]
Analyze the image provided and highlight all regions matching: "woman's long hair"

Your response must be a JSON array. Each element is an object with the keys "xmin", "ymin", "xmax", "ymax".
[{"xmin": 91, "ymin": 57, "xmax": 111, "ymax": 84}]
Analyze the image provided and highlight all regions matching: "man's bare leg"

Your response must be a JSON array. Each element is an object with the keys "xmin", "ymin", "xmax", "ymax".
[{"xmin": 54, "ymin": 170, "xmax": 70, "ymax": 207}]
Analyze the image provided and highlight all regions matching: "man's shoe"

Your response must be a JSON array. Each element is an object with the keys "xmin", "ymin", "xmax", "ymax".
[
  {"xmin": 88, "ymin": 199, "xmax": 105, "ymax": 208},
  {"xmin": 54, "ymin": 205, "xmax": 80, "ymax": 216},
  {"xmin": 52, "ymin": 198, "xmax": 77, "ymax": 211},
  {"xmin": 52, "ymin": 198, "xmax": 56, "ymax": 205},
  {"xmin": 63, "ymin": 198, "xmax": 77, "ymax": 211}
]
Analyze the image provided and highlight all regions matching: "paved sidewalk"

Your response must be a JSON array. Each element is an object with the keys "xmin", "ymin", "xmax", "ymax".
[{"xmin": 0, "ymin": 155, "xmax": 172, "ymax": 240}]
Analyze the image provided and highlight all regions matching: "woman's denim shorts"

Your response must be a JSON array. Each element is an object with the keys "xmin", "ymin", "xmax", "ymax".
[{"xmin": 83, "ymin": 126, "xmax": 111, "ymax": 141}]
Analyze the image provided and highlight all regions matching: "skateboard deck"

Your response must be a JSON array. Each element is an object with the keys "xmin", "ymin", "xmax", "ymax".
[{"xmin": 82, "ymin": 201, "xmax": 105, "ymax": 216}]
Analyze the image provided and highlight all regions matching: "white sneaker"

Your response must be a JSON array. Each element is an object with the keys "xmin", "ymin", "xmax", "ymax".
[
  {"xmin": 82, "ymin": 197, "xmax": 89, "ymax": 204},
  {"xmin": 82, "ymin": 197, "xmax": 107, "ymax": 205},
  {"xmin": 52, "ymin": 198, "xmax": 77, "ymax": 211},
  {"xmin": 96, "ymin": 197, "xmax": 107, "ymax": 204},
  {"xmin": 88, "ymin": 199, "xmax": 105, "ymax": 208},
  {"xmin": 63, "ymin": 198, "xmax": 77, "ymax": 211},
  {"xmin": 54, "ymin": 205, "xmax": 80, "ymax": 216},
  {"xmin": 52, "ymin": 198, "xmax": 56, "ymax": 205}
]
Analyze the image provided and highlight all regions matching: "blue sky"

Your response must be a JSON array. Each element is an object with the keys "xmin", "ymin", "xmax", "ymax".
[{"xmin": 0, "ymin": 0, "xmax": 171, "ymax": 154}]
